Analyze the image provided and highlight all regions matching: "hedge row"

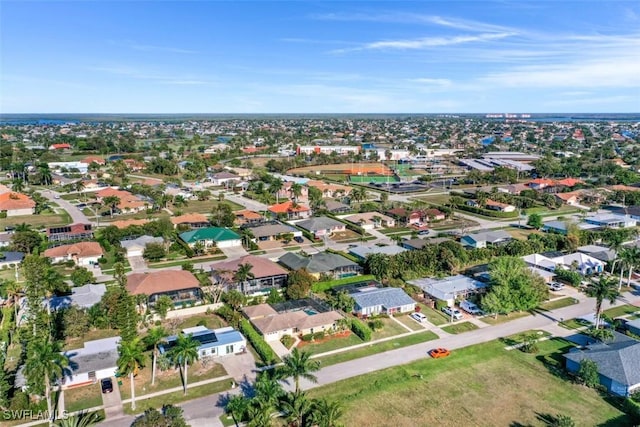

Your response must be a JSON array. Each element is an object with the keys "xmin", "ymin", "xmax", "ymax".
[
  {"xmin": 312, "ymin": 274, "xmax": 377, "ymax": 293},
  {"xmin": 325, "ymin": 248, "xmax": 361, "ymax": 264},
  {"xmin": 350, "ymin": 318, "xmax": 372, "ymax": 341},
  {"xmin": 452, "ymin": 204, "xmax": 519, "ymax": 219},
  {"xmin": 239, "ymin": 319, "xmax": 280, "ymax": 365}
]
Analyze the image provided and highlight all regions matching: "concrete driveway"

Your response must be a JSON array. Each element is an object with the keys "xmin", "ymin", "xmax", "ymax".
[
  {"xmin": 101, "ymin": 378, "xmax": 123, "ymax": 419},
  {"xmin": 128, "ymin": 256, "xmax": 148, "ymax": 271},
  {"xmin": 40, "ymin": 190, "xmax": 93, "ymax": 225}
]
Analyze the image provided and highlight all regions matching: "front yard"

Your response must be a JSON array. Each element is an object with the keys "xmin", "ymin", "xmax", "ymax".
[
  {"xmin": 441, "ymin": 321, "xmax": 479, "ymax": 334},
  {"xmin": 309, "ymin": 338, "xmax": 631, "ymax": 426},
  {"xmin": 63, "ymin": 383, "xmax": 103, "ymax": 412}
]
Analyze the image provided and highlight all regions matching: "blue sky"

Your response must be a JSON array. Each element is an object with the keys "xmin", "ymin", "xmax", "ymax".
[{"xmin": 1, "ymin": 1, "xmax": 639, "ymax": 113}]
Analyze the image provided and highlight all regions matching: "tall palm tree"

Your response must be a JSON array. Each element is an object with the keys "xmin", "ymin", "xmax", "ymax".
[
  {"xmin": 4, "ymin": 280, "xmax": 23, "ymax": 324},
  {"xmin": 254, "ymin": 374, "xmax": 284, "ymax": 410},
  {"xmin": 37, "ymin": 163, "xmax": 53, "ymax": 186},
  {"xmin": 622, "ymin": 246, "xmax": 640, "ymax": 287},
  {"xmin": 233, "ymin": 263, "xmax": 255, "ymax": 293},
  {"xmin": 280, "ymin": 348, "xmax": 320, "ymax": 393},
  {"xmin": 24, "ymin": 338, "xmax": 69, "ymax": 426},
  {"xmin": 290, "ymin": 183, "xmax": 303, "ymax": 203},
  {"xmin": 11, "ymin": 178, "xmax": 25, "ymax": 193},
  {"xmin": 280, "ymin": 390, "xmax": 313, "ymax": 427},
  {"xmin": 246, "ymin": 405, "xmax": 273, "ymax": 427},
  {"xmin": 170, "ymin": 333, "xmax": 200, "ymax": 395},
  {"xmin": 143, "ymin": 326, "xmax": 167, "ymax": 386},
  {"xmin": 585, "ymin": 276, "xmax": 620, "ymax": 329},
  {"xmin": 616, "ymin": 246, "xmax": 636, "ymax": 290},
  {"xmin": 53, "ymin": 411, "xmax": 102, "ymax": 427},
  {"xmin": 117, "ymin": 338, "xmax": 146, "ymax": 411},
  {"xmin": 270, "ymin": 178, "xmax": 283, "ymax": 203},
  {"xmin": 311, "ymin": 398, "xmax": 344, "ymax": 427},
  {"xmin": 102, "ymin": 196, "xmax": 120, "ymax": 218}
]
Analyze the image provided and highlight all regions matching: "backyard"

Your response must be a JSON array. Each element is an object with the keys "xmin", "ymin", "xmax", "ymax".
[{"xmin": 309, "ymin": 338, "xmax": 631, "ymax": 426}]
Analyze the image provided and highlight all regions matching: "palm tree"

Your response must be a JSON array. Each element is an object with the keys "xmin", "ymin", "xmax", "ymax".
[
  {"xmin": 233, "ymin": 263, "xmax": 254, "ymax": 293},
  {"xmin": 117, "ymin": 338, "xmax": 146, "ymax": 411},
  {"xmin": 24, "ymin": 338, "xmax": 69, "ymax": 426},
  {"xmin": 4, "ymin": 280, "xmax": 23, "ymax": 324},
  {"xmin": 280, "ymin": 348, "xmax": 320, "ymax": 392},
  {"xmin": 170, "ymin": 333, "xmax": 200, "ymax": 395},
  {"xmin": 173, "ymin": 195, "xmax": 188, "ymax": 208},
  {"xmin": 585, "ymin": 276, "xmax": 619, "ymax": 329},
  {"xmin": 270, "ymin": 178, "xmax": 283, "ymax": 203},
  {"xmin": 102, "ymin": 196, "xmax": 120, "ymax": 218},
  {"xmin": 246, "ymin": 405, "xmax": 273, "ymax": 427},
  {"xmin": 144, "ymin": 326, "xmax": 167, "ymax": 386},
  {"xmin": 226, "ymin": 395, "xmax": 250, "ymax": 426},
  {"xmin": 37, "ymin": 163, "xmax": 53, "ymax": 186},
  {"xmin": 53, "ymin": 411, "xmax": 102, "ymax": 427},
  {"xmin": 620, "ymin": 246, "xmax": 640, "ymax": 287},
  {"xmin": 311, "ymin": 399, "xmax": 343, "ymax": 427},
  {"xmin": 11, "ymin": 178, "xmax": 25, "ymax": 193},
  {"xmin": 254, "ymin": 374, "xmax": 284, "ymax": 409},
  {"xmin": 290, "ymin": 183, "xmax": 303, "ymax": 203},
  {"xmin": 281, "ymin": 390, "xmax": 313, "ymax": 427}
]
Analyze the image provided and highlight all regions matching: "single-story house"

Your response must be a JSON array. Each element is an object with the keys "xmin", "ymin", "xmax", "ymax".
[
  {"xmin": 61, "ymin": 336, "xmax": 120, "ymax": 388},
  {"xmin": 179, "ymin": 227, "xmax": 242, "ymax": 249},
  {"xmin": 43, "ymin": 242, "xmax": 104, "ymax": 266},
  {"xmin": 627, "ymin": 319, "xmax": 640, "ymax": 336},
  {"xmin": 295, "ymin": 216, "xmax": 346, "ymax": 239},
  {"xmin": 95, "ymin": 188, "xmax": 147, "ymax": 213},
  {"xmin": 209, "ymin": 172, "xmax": 242, "ymax": 187},
  {"xmin": 565, "ymin": 332, "xmax": 640, "ymax": 397},
  {"xmin": 48, "ymin": 283, "xmax": 107, "ymax": 311},
  {"xmin": 243, "ymin": 302, "xmax": 343, "ymax": 342},
  {"xmin": 109, "ymin": 218, "xmax": 150, "ymax": 229},
  {"xmin": 47, "ymin": 223, "xmax": 93, "ymax": 242},
  {"xmin": 348, "ymin": 244, "xmax": 407, "ymax": 261},
  {"xmin": 211, "ymin": 255, "xmax": 288, "ymax": 295},
  {"xmin": 522, "ymin": 252, "xmax": 605, "ymax": 275},
  {"xmin": 120, "ymin": 235, "xmax": 164, "ymax": 257},
  {"xmin": 386, "ymin": 208, "xmax": 423, "ymax": 226},
  {"xmin": 126, "ymin": 270, "xmax": 202, "ymax": 305},
  {"xmin": 0, "ymin": 232, "xmax": 12, "ymax": 248},
  {"xmin": 268, "ymin": 201, "xmax": 311, "ymax": 220},
  {"xmin": 485, "ymin": 199, "xmax": 516, "ymax": 213},
  {"xmin": 349, "ymin": 287, "xmax": 416, "ymax": 317},
  {"xmin": 577, "ymin": 245, "xmax": 617, "ymax": 263},
  {"xmin": 171, "ymin": 213, "xmax": 210, "ymax": 229},
  {"xmin": 0, "ymin": 191, "xmax": 36, "ymax": 217},
  {"xmin": 245, "ymin": 223, "xmax": 302, "ymax": 242},
  {"xmin": 555, "ymin": 192, "xmax": 580, "ymax": 206},
  {"xmin": 305, "ymin": 180, "xmax": 352, "ymax": 198},
  {"xmin": 409, "ymin": 275, "xmax": 488, "ymax": 306},
  {"xmin": 584, "ymin": 213, "xmax": 637, "ymax": 229},
  {"xmin": 278, "ymin": 251, "xmax": 363, "ymax": 279},
  {"xmin": 0, "ymin": 251, "xmax": 24, "ymax": 268},
  {"xmin": 324, "ymin": 200, "xmax": 351, "ymax": 214},
  {"xmin": 235, "ymin": 210, "xmax": 264, "ymax": 226},
  {"xmin": 160, "ymin": 326, "xmax": 246, "ymax": 358},
  {"xmin": 342, "ymin": 212, "xmax": 395, "ymax": 230},
  {"xmin": 460, "ymin": 230, "xmax": 512, "ymax": 249},
  {"xmin": 541, "ymin": 220, "xmax": 600, "ymax": 234}
]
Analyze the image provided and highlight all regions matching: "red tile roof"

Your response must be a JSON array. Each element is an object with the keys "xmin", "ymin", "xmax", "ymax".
[
  {"xmin": 170, "ymin": 213, "xmax": 209, "ymax": 225},
  {"xmin": 0, "ymin": 192, "xmax": 36, "ymax": 211},
  {"xmin": 268, "ymin": 201, "xmax": 310, "ymax": 214},
  {"xmin": 211, "ymin": 255, "xmax": 288, "ymax": 279},
  {"xmin": 127, "ymin": 270, "xmax": 200, "ymax": 295},
  {"xmin": 43, "ymin": 242, "xmax": 103, "ymax": 258}
]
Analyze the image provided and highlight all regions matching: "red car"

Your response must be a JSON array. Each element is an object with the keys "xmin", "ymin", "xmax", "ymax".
[{"xmin": 429, "ymin": 348, "xmax": 451, "ymax": 358}]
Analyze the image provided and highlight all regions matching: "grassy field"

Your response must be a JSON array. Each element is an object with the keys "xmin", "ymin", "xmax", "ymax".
[
  {"xmin": 393, "ymin": 314, "xmax": 426, "ymax": 331},
  {"xmin": 309, "ymin": 339, "xmax": 631, "ymax": 427},
  {"xmin": 538, "ymin": 297, "xmax": 579, "ymax": 311},
  {"xmin": 176, "ymin": 199, "xmax": 243, "ymax": 214},
  {"xmin": 602, "ymin": 304, "xmax": 640, "ymax": 319},
  {"xmin": 299, "ymin": 333, "xmax": 364, "ymax": 356},
  {"xmin": 370, "ymin": 317, "xmax": 411, "ymax": 340},
  {"xmin": 63, "ymin": 383, "xmax": 103, "ymax": 412},
  {"xmin": 315, "ymin": 331, "xmax": 438, "ymax": 367},
  {"xmin": 481, "ymin": 310, "xmax": 531, "ymax": 325},
  {"xmin": 412, "ymin": 194, "xmax": 451, "ymax": 205},
  {"xmin": 0, "ymin": 212, "xmax": 71, "ymax": 229},
  {"xmin": 441, "ymin": 321, "xmax": 479, "ymax": 334}
]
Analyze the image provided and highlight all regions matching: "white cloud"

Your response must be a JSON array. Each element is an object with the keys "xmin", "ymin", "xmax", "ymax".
[
  {"xmin": 335, "ymin": 32, "xmax": 514, "ymax": 53},
  {"xmin": 407, "ymin": 78, "xmax": 452, "ymax": 87}
]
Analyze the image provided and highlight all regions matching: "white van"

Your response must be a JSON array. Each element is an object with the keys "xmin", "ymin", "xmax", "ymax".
[
  {"xmin": 460, "ymin": 300, "xmax": 483, "ymax": 315},
  {"xmin": 410, "ymin": 312, "xmax": 427, "ymax": 323}
]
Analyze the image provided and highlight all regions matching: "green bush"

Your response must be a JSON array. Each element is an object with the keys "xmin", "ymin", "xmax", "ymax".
[
  {"xmin": 313, "ymin": 331, "xmax": 326, "ymax": 340},
  {"xmin": 368, "ymin": 319, "xmax": 384, "ymax": 331},
  {"xmin": 350, "ymin": 318, "xmax": 372, "ymax": 341},
  {"xmin": 239, "ymin": 319, "xmax": 280, "ymax": 365},
  {"xmin": 554, "ymin": 268, "xmax": 582, "ymax": 286},
  {"xmin": 280, "ymin": 335, "xmax": 295, "ymax": 349},
  {"xmin": 452, "ymin": 203, "xmax": 518, "ymax": 218},
  {"xmin": 435, "ymin": 300, "xmax": 448, "ymax": 311},
  {"xmin": 301, "ymin": 333, "xmax": 314, "ymax": 342},
  {"xmin": 0, "ymin": 212, "xmax": 6, "ymax": 219},
  {"xmin": 312, "ymin": 274, "xmax": 376, "ymax": 293},
  {"xmin": 624, "ymin": 398, "xmax": 640, "ymax": 424}
]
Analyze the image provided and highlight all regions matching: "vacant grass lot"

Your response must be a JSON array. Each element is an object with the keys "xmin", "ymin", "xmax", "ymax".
[
  {"xmin": 176, "ymin": 199, "xmax": 243, "ymax": 214},
  {"xmin": 309, "ymin": 339, "xmax": 630, "ymax": 427},
  {"xmin": 315, "ymin": 331, "xmax": 438, "ymax": 367},
  {"xmin": 0, "ymin": 212, "xmax": 71, "ymax": 229}
]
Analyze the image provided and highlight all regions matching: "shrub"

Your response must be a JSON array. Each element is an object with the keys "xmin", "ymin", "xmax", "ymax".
[
  {"xmin": 196, "ymin": 319, "xmax": 208, "ymax": 327},
  {"xmin": 435, "ymin": 300, "xmax": 448, "ymax": 311},
  {"xmin": 280, "ymin": 335, "xmax": 295, "ymax": 349},
  {"xmin": 301, "ymin": 333, "xmax": 314, "ymax": 342},
  {"xmin": 313, "ymin": 331, "xmax": 326, "ymax": 340},
  {"xmin": 239, "ymin": 319, "xmax": 279, "ymax": 365},
  {"xmin": 625, "ymin": 398, "xmax": 640, "ymax": 424},
  {"xmin": 350, "ymin": 318, "xmax": 372, "ymax": 341},
  {"xmin": 368, "ymin": 319, "xmax": 384, "ymax": 331}
]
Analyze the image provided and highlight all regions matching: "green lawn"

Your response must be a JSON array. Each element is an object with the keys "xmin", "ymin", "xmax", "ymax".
[
  {"xmin": 283, "ymin": 245, "xmax": 301, "ymax": 251},
  {"xmin": 559, "ymin": 318, "xmax": 591, "ymax": 330},
  {"xmin": 379, "ymin": 227, "xmax": 412, "ymax": 235},
  {"xmin": 309, "ymin": 338, "xmax": 630, "ymax": 427},
  {"xmin": 299, "ymin": 332, "xmax": 364, "ymax": 356},
  {"xmin": 481, "ymin": 310, "xmax": 531, "ymax": 325},
  {"xmin": 500, "ymin": 329, "xmax": 551, "ymax": 347},
  {"xmin": 415, "ymin": 304, "xmax": 449, "ymax": 326},
  {"xmin": 176, "ymin": 199, "xmax": 243, "ymax": 214},
  {"xmin": 370, "ymin": 317, "xmax": 411, "ymax": 340},
  {"xmin": 170, "ymin": 313, "xmax": 227, "ymax": 331},
  {"xmin": 124, "ymin": 378, "xmax": 232, "ymax": 414},
  {"xmin": 63, "ymin": 383, "xmax": 103, "ymax": 412},
  {"xmin": 441, "ymin": 321, "xmax": 479, "ymax": 334},
  {"xmin": 0, "ymin": 212, "xmax": 71, "ymax": 229},
  {"xmin": 393, "ymin": 314, "xmax": 425, "ymax": 331},
  {"xmin": 602, "ymin": 304, "xmax": 640, "ymax": 319},
  {"xmin": 315, "ymin": 331, "xmax": 438, "ymax": 367},
  {"xmin": 538, "ymin": 297, "xmax": 579, "ymax": 311},
  {"xmin": 148, "ymin": 254, "xmax": 227, "ymax": 268}
]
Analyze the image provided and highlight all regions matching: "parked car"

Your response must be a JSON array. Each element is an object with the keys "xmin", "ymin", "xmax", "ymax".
[
  {"xmin": 441, "ymin": 306, "xmax": 464, "ymax": 320},
  {"xmin": 100, "ymin": 378, "xmax": 113, "ymax": 394},
  {"xmin": 418, "ymin": 229, "xmax": 432, "ymax": 236},
  {"xmin": 549, "ymin": 282, "xmax": 564, "ymax": 291},
  {"xmin": 410, "ymin": 312, "xmax": 427, "ymax": 323},
  {"xmin": 293, "ymin": 236, "xmax": 304, "ymax": 243},
  {"xmin": 429, "ymin": 348, "xmax": 451, "ymax": 358},
  {"xmin": 460, "ymin": 300, "xmax": 483, "ymax": 315}
]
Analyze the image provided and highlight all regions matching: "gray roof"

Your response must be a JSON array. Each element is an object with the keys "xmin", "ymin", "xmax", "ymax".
[
  {"xmin": 120, "ymin": 235, "xmax": 163, "ymax": 250},
  {"xmin": 324, "ymin": 200, "xmax": 350, "ymax": 212},
  {"xmin": 279, "ymin": 252, "xmax": 359, "ymax": 274},
  {"xmin": 249, "ymin": 223, "xmax": 298, "ymax": 238},
  {"xmin": 564, "ymin": 333, "xmax": 640, "ymax": 387},
  {"xmin": 348, "ymin": 244, "xmax": 407, "ymax": 259},
  {"xmin": 350, "ymin": 287, "xmax": 415, "ymax": 310},
  {"xmin": 0, "ymin": 251, "xmax": 25, "ymax": 264},
  {"xmin": 48, "ymin": 283, "xmax": 107, "ymax": 310},
  {"xmin": 296, "ymin": 216, "xmax": 344, "ymax": 232},
  {"xmin": 63, "ymin": 336, "xmax": 120, "ymax": 379},
  {"xmin": 462, "ymin": 230, "xmax": 512, "ymax": 244},
  {"xmin": 577, "ymin": 245, "xmax": 617, "ymax": 262},
  {"xmin": 408, "ymin": 274, "xmax": 487, "ymax": 301}
]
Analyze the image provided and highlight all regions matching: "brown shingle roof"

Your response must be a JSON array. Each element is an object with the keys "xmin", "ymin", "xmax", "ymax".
[
  {"xmin": 126, "ymin": 270, "xmax": 200, "ymax": 295},
  {"xmin": 109, "ymin": 219, "xmax": 150, "ymax": 229},
  {"xmin": 212, "ymin": 255, "xmax": 288, "ymax": 279},
  {"xmin": 250, "ymin": 310, "xmax": 342, "ymax": 334},
  {"xmin": 171, "ymin": 213, "xmax": 209, "ymax": 225},
  {"xmin": 243, "ymin": 304, "xmax": 278, "ymax": 319},
  {"xmin": 43, "ymin": 242, "xmax": 103, "ymax": 258}
]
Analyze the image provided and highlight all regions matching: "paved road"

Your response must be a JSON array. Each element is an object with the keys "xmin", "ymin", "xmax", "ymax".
[
  {"xmin": 224, "ymin": 192, "xmax": 269, "ymax": 212},
  {"xmin": 41, "ymin": 189, "xmax": 93, "ymax": 225}
]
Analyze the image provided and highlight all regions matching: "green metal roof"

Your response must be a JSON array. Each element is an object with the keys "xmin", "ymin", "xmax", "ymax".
[{"xmin": 179, "ymin": 227, "xmax": 241, "ymax": 243}]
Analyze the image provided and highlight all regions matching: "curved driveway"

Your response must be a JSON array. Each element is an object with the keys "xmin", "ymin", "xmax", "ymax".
[{"xmin": 40, "ymin": 190, "xmax": 93, "ymax": 225}]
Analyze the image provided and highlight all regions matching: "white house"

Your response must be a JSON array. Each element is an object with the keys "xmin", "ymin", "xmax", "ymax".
[
  {"xmin": 61, "ymin": 337, "xmax": 120, "ymax": 388},
  {"xmin": 160, "ymin": 326, "xmax": 246, "ymax": 358},
  {"xmin": 120, "ymin": 235, "xmax": 164, "ymax": 257},
  {"xmin": 349, "ymin": 287, "xmax": 416, "ymax": 317},
  {"xmin": 48, "ymin": 161, "xmax": 89, "ymax": 174}
]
